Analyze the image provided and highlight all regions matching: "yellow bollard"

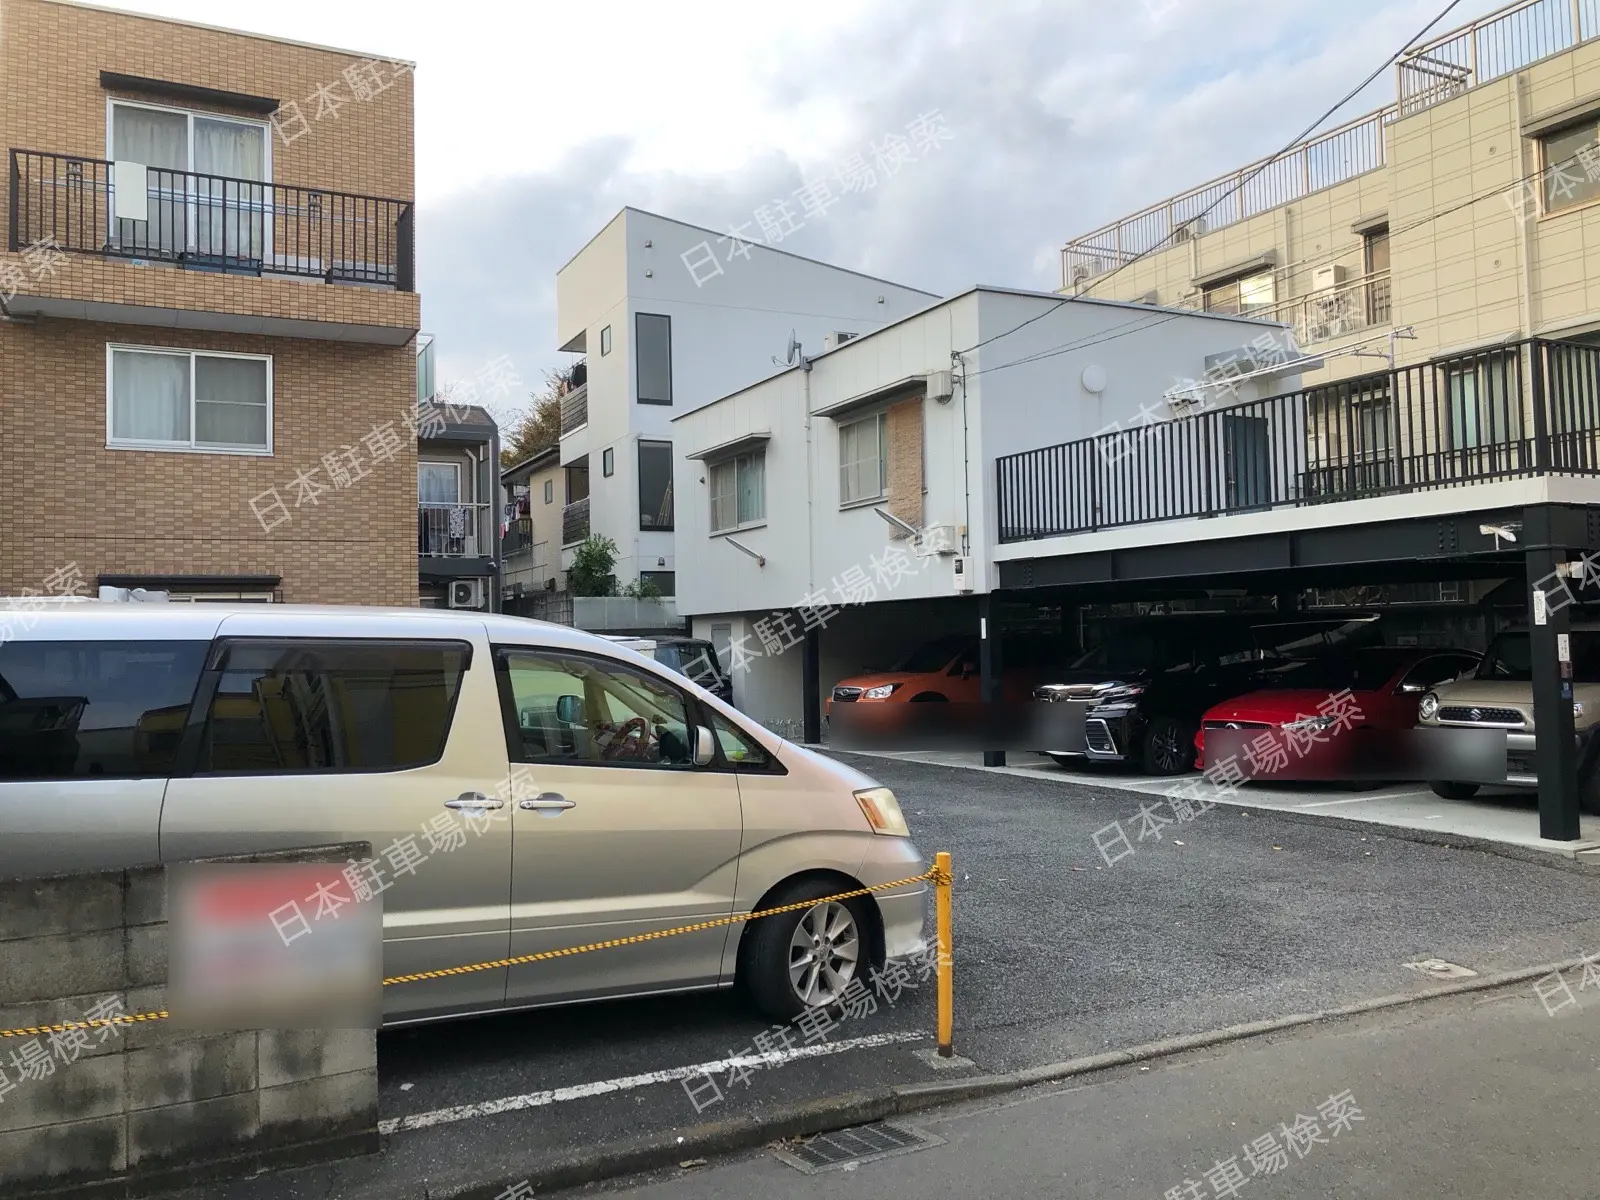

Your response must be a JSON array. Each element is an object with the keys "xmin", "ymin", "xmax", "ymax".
[{"xmin": 934, "ymin": 850, "xmax": 954, "ymax": 1057}]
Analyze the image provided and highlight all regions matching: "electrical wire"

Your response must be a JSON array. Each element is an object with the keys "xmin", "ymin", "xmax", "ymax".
[
  {"xmin": 953, "ymin": 0, "xmax": 1467, "ymax": 360},
  {"xmin": 966, "ymin": 138, "xmax": 1600, "ymax": 380}
]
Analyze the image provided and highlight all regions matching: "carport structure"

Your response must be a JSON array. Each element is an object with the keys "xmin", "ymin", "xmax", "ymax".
[{"xmin": 985, "ymin": 337, "xmax": 1600, "ymax": 843}]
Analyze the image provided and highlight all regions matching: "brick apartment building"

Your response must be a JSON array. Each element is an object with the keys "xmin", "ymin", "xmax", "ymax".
[{"xmin": 0, "ymin": 0, "xmax": 421, "ymax": 603}]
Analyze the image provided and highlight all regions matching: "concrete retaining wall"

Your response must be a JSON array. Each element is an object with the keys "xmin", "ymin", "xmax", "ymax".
[{"xmin": 0, "ymin": 844, "xmax": 378, "ymax": 1198}]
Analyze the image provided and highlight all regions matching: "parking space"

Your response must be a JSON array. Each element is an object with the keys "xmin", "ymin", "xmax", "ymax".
[
  {"xmin": 851, "ymin": 748, "xmax": 1600, "ymax": 855},
  {"xmin": 187, "ymin": 753, "xmax": 1600, "ymax": 1199}
]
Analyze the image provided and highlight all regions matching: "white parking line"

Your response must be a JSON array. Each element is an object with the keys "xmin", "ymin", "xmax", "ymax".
[
  {"xmin": 378, "ymin": 1030, "xmax": 929, "ymax": 1134},
  {"xmin": 1296, "ymin": 791, "xmax": 1429, "ymax": 808}
]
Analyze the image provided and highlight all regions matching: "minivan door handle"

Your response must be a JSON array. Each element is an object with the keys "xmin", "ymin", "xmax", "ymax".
[
  {"xmin": 445, "ymin": 793, "xmax": 504, "ymax": 811},
  {"xmin": 519, "ymin": 793, "xmax": 575, "ymax": 812}
]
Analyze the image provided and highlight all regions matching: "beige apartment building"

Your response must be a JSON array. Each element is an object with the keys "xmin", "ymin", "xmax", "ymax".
[
  {"xmin": 0, "ymin": 0, "xmax": 420, "ymax": 603},
  {"xmin": 1063, "ymin": 0, "xmax": 1600, "ymax": 389}
]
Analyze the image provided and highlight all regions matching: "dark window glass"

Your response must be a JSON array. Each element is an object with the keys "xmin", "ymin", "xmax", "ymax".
[
  {"xmin": 0, "ymin": 640, "xmax": 207, "ymax": 780},
  {"xmin": 1255, "ymin": 649, "xmax": 1418, "ymax": 692},
  {"xmin": 895, "ymin": 637, "xmax": 975, "ymax": 674},
  {"xmin": 1479, "ymin": 633, "xmax": 1600, "ymax": 683},
  {"xmin": 656, "ymin": 640, "xmax": 721, "ymax": 684},
  {"xmin": 197, "ymin": 640, "xmax": 469, "ymax": 774},
  {"xmin": 497, "ymin": 650, "xmax": 695, "ymax": 768},
  {"xmin": 639, "ymin": 440, "xmax": 675, "ymax": 530},
  {"xmin": 640, "ymin": 570, "xmax": 676, "ymax": 596},
  {"xmin": 600, "ymin": 324, "xmax": 612, "ymax": 356},
  {"xmin": 636, "ymin": 313, "xmax": 673, "ymax": 405},
  {"xmin": 602, "ymin": 447, "xmax": 614, "ymax": 477}
]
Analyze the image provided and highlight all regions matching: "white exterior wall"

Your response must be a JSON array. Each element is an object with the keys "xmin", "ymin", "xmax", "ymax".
[
  {"xmin": 674, "ymin": 289, "xmax": 1296, "ymax": 613},
  {"xmin": 555, "ymin": 208, "xmax": 935, "ymax": 589}
]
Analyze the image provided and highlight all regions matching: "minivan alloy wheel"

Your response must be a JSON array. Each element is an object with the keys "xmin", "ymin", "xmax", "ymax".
[{"xmin": 788, "ymin": 900, "xmax": 860, "ymax": 1006}]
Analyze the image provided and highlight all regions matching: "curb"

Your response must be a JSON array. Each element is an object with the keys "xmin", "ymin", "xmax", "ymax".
[
  {"xmin": 421, "ymin": 956, "xmax": 1587, "ymax": 1199},
  {"xmin": 831, "ymin": 749, "xmax": 1600, "ymax": 872}
]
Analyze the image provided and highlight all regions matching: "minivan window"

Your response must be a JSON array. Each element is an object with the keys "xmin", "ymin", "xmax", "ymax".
[
  {"xmin": 1478, "ymin": 632, "xmax": 1600, "ymax": 683},
  {"xmin": 497, "ymin": 650, "xmax": 696, "ymax": 767},
  {"xmin": 0, "ymin": 640, "xmax": 207, "ymax": 780},
  {"xmin": 710, "ymin": 710, "xmax": 772, "ymax": 770},
  {"xmin": 196, "ymin": 639, "xmax": 469, "ymax": 773}
]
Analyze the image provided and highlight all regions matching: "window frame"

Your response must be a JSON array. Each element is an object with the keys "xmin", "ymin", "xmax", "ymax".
[
  {"xmin": 492, "ymin": 644, "xmax": 787, "ymax": 775},
  {"xmin": 1202, "ymin": 269, "xmax": 1275, "ymax": 316},
  {"xmin": 637, "ymin": 439, "xmax": 675, "ymax": 532},
  {"xmin": 602, "ymin": 447, "xmax": 615, "ymax": 477},
  {"xmin": 708, "ymin": 448, "xmax": 766, "ymax": 533},
  {"xmin": 838, "ymin": 410, "xmax": 889, "ymax": 507},
  {"xmin": 1537, "ymin": 118, "xmax": 1600, "ymax": 215},
  {"xmin": 106, "ymin": 343, "xmax": 274, "ymax": 455},
  {"xmin": 635, "ymin": 312, "xmax": 674, "ymax": 405},
  {"xmin": 600, "ymin": 324, "xmax": 612, "ymax": 356},
  {"xmin": 543, "ymin": 479, "xmax": 554, "ymax": 504},
  {"xmin": 105, "ymin": 97, "xmax": 275, "ymax": 260},
  {"xmin": 173, "ymin": 637, "xmax": 473, "ymax": 777}
]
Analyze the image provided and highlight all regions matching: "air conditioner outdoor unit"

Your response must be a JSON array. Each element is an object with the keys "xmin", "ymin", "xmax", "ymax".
[
  {"xmin": 823, "ymin": 331, "xmax": 860, "ymax": 351},
  {"xmin": 953, "ymin": 556, "xmax": 974, "ymax": 593},
  {"xmin": 1069, "ymin": 261, "xmax": 1099, "ymax": 285},
  {"xmin": 1171, "ymin": 216, "xmax": 1206, "ymax": 243},
  {"xmin": 1312, "ymin": 264, "xmax": 1346, "ymax": 292},
  {"xmin": 925, "ymin": 370, "xmax": 954, "ymax": 403},
  {"xmin": 449, "ymin": 579, "xmax": 484, "ymax": 609}
]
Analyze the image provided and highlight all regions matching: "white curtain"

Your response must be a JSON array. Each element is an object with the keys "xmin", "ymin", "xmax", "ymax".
[
  {"xmin": 418, "ymin": 463, "xmax": 461, "ymax": 504},
  {"xmin": 111, "ymin": 107, "xmax": 186, "ymax": 255},
  {"xmin": 194, "ymin": 356, "xmax": 267, "ymax": 448},
  {"xmin": 112, "ymin": 350, "xmax": 190, "ymax": 442},
  {"xmin": 193, "ymin": 118, "xmax": 265, "ymax": 261}
]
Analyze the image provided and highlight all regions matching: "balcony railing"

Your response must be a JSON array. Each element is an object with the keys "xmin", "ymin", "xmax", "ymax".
[
  {"xmin": 1254, "ymin": 270, "xmax": 1392, "ymax": 345},
  {"xmin": 1398, "ymin": 0, "xmax": 1600, "ymax": 116},
  {"xmin": 1063, "ymin": 0, "xmax": 1600, "ymax": 285},
  {"xmin": 996, "ymin": 338, "xmax": 1600, "ymax": 543},
  {"xmin": 559, "ymin": 381, "xmax": 589, "ymax": 437},
  {"xmin": 9, "ymin": 149, "xmax": 414, "ymax": 290},
  {"xmin": 418, "ymin": 502, "xmax": 491, "ymax": 558},
  {"xmin": 562, "ymin": 497, "xmax": 590, "ymax": 545}
]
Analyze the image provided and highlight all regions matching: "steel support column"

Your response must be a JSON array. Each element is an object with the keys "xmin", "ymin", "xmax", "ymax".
[
  {"xmin": 802, "ymin": 623, "xmax": 822, "ymax": 746},
  {"xmin": 979, "ymin": 595, "xmax": 1005, "ymax": 767},
  {"xmin": 1525, "ymin": 527, "xmax": 1582, "ymax": 840}
]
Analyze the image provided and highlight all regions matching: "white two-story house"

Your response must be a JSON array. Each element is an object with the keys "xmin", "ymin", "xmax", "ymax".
[{"xmin": 552, "ymin": 208, "xmax": 936, "ymax": 599}]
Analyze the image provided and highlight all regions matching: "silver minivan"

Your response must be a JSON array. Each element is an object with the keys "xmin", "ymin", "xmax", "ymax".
[{"xmin": 0, "ymin": 602, "xmax": 927, "ymax": 1023}]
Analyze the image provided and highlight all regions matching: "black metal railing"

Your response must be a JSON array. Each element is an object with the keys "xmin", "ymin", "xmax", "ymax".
[
  {"xmin": 9, "ymin": 149, "xmax": 413, "ymax": 290},
  {"xmin": 997, "ymin": 338, "xmax": 1600, "ymax": 543}
]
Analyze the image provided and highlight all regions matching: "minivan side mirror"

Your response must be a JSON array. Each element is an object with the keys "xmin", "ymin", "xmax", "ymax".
[
  {"xmin": 555, "ymin": 694, "xmax": 584, "ymax": 724},
  {"xmin": 693, "ymin": 725, "xmax": 716, "ymax": 767}
]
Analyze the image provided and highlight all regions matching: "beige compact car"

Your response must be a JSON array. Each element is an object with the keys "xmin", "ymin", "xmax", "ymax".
[
  {"xmin": 1417, "ymin": 623, "xmax": 1600, "ymax": 810},
  {"xmin": 0, "ymin": 602, "xmax": 927, "ymax": 1024}
]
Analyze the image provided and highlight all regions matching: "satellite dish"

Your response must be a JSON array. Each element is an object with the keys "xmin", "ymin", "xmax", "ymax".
[{"xmin": 785, "ymin": 330, "xmax": 801, "ymax": 365}]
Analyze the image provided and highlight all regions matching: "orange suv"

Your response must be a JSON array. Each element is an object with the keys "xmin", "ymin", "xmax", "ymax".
[{"xmin": 827, "ymin": 635, "xmax": 1042, "ymax": 712}]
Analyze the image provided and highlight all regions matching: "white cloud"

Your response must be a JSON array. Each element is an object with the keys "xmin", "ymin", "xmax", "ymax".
[{"xmin": 98, "ymin": 0, "xmax": 1515, "ymax": 406}]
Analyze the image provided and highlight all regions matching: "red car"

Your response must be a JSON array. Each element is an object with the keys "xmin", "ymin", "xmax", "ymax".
[{"xmin": 1194, "ymin": 647, "xmax": 1481, "ymax": 773}]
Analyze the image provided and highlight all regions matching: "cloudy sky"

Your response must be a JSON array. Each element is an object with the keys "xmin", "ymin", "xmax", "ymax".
[{"xmin": 109, "ymin": 0, "xmax": 1505, "ymax": 419}]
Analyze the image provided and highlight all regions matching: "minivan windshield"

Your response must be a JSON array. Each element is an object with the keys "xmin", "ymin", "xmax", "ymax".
[{"xmin": 1476, "ymin": 631, "xmax": 1600, "ymax": 683}]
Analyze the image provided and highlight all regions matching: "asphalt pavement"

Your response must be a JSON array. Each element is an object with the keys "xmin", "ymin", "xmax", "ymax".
[
  {"xmin": 593, "ymin": 980, "xmax": 1600, "ymax": 1200},
  {"xmin": 170, "ymin": 753, "xmax": 1600, "ymax": 1199}
]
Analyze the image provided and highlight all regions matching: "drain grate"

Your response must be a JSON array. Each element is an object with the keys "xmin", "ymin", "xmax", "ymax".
[{"xmin": 774, "ymin": 1122, "xmax": 944, "ymax": 1173}]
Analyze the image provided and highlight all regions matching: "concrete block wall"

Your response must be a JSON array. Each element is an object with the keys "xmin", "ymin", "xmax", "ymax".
[{"xmin": 0, "ymin": 844, "xmax": 377, "ymax": 1198}]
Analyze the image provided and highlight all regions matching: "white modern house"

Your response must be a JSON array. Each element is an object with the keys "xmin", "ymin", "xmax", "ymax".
[
  {"xmin": 552, "ymin": 208, "xmax": 936, "ymax": 600},
  {"xmin": 673, "ymin": 286, "xmax": 1304, "ymax": 729}
]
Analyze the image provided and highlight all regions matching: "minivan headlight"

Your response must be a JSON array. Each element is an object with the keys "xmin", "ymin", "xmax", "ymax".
[
  {"xmin": 1099, "ymin": 684, "xmax": 1146, "ymax": 702},
  {"xmin": 855, "ymin": 787, "xmax": 910, "ymax": 837},
  {"xmin": 1419, "ymin": 692, "xmax": 1439, "ymax": 721},
  {"xmin": 863, "ymin": 683, "xmax": 901, "ymax": 699}
]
